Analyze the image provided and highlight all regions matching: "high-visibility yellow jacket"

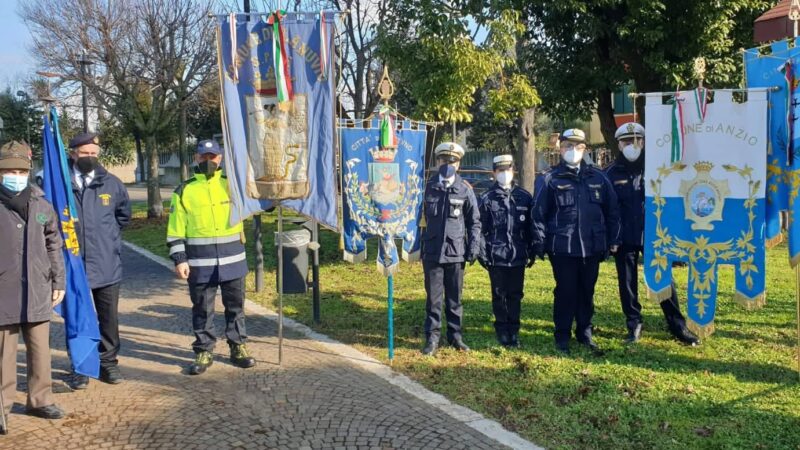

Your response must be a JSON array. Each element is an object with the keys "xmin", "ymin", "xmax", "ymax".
[{"xmin": 166, "ymin": 170, "xmax": 247, "ymax": 283}]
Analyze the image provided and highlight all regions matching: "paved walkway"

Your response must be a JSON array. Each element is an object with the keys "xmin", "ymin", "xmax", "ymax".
[{"xmin": 3, "ymin": 247, "xmax": 520, "ymax": 449}]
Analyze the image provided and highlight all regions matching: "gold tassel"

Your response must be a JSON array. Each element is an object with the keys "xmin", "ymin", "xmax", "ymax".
[
  {"xmin": 765, "ymin": 234, "xmax": 784, "ymax": 249},
  {"xmin": 647, "ymin": 285, "xmax": 673, "ymax": 302},
  {"xmin": 687, "ymin": 319, "xmax": 715, "ymax": 339},
  {"xmin": 791, "ymin": 251, "xmax": 800, "ymax": 269},
  {"xmin": 734, "ymin": 290, "xmax": 766, "ymax": 310}
]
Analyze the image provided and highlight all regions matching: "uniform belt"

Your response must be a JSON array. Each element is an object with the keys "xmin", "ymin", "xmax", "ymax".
[{"xmin": 188, "ymin": 252, "xmax": 247, "ymax": 267}]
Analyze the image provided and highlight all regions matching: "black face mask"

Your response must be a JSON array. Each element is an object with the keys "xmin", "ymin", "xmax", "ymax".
[
  {"xmin": 76, "ymin": 156, "xmax": 98, "ymax": 175},
  {"xmin": 198, "ymin": 160, "xmax": 219, "ymax": 176}
]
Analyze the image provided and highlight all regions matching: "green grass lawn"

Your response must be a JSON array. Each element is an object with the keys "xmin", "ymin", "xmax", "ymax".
[{"xmin": 124, "ymin": 205, "xmax": 800, "ymax": 449}]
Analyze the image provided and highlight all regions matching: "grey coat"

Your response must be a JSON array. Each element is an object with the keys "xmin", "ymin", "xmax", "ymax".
[{"xmin": 0, "ymin": 186, "xmax": 65, "ymax": 326}]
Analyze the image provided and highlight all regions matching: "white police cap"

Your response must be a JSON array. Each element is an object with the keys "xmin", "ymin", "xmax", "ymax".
[
  {"xmin": 492, "ymin": 154, "xmax": 514, "ymax": 170},
  {"xmin": 560, "ymin": 128, "xmax": 586, "ymax": 143},
  {"xmin": 434, "ymin": 142, "xmax": 465, "ymax": 161},
  {"xmin": 615, "ymin": 122, "xmax": 645, "ymax": 140}
]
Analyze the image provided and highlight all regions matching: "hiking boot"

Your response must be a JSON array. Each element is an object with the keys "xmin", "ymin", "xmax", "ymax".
[
  {"xmin": 508, "ymin": 334, "xmax": 521, "ymax": 348},
  {"xmin": 624, "ymin": 324, "xmax": 642, "ymax": 344},
  {"xmin": 100, "ymin": 366, "xmax": 123, "ymax": 384},
  {"xmin": 189, "ymin": 351, "xmax": 214, "ymax": 375},
  {"xmin": 230, "ymin": 344, "xmax": 256, "ymax": 369},
  {"xmin": 578, "ymin": 337, "xmax": 605, "ymax": 356},
  {"xmin": 421, "ymin": 338, "xmax": 438, "ymax": 356},
  {"xmin": 448, "ymin": 338, "xmax": 470, "ymax": 352},
  {"xmin": 496, "ymin": 331, "xmax": 510, "ymax": 347},
  {"xmin": 70, "ymin": 373, "xmax": 89, "ymax": 390}
]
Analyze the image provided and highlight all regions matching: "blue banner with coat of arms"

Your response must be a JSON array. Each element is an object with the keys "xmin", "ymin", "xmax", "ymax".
[
  {"xmin": 643, "ymin": 89, "xmax": 768, "ymax": 338},
  {"xmin": 341, "ymin": 118, "xmax": 427, "ymax": 275}
]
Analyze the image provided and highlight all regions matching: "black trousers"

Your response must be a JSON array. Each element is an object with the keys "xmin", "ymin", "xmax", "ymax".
[
  {"xmin": 93, "ymin": 283, "xmax": 121, "ymax": 368},
  {"xmin": 188, "ymin": 276, "xmax": 247, "ymax": 353},
  {"xmin": 423, "ymin": 260, "xmax": 464, "ymax": 342},
  {"xmin": 488, "ymin": 265, "xmax": 525, "ymax": 336},
  {"xmin": 550, "ymin": 254, "xmax": 600, "ymax": 345},
  {"xmin": 614, "ymin": 248, "xmax": 687, "ymax": 332}
]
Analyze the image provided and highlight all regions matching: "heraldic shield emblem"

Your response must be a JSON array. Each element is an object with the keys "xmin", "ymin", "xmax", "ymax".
[
  {"xmin": 245, "ymin": 72, "xmax": 310, "ymax": 201},
  {"xmin": 678, "ymin": 162, "xmax": 730, "ymax": 231}
]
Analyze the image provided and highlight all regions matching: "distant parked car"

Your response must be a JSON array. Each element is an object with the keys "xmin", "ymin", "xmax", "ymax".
[
  {"xmin": 35, "ymin": 169, "xmax": 44, "ymax": 187},
  {"xmin": 425, "ymin": 164, "xmax": 494, "ymax": 196}
]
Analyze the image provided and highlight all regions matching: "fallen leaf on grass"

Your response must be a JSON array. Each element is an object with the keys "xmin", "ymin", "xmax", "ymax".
[
  {"xmin": 660, "ymin": 421, "xmax": 670, "ymax": 431},
  {"xmin": 694, "ymin": 426, "xmax": 714, "ymax": 437}
]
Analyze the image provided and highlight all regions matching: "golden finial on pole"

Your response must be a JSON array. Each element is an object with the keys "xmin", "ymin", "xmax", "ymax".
[
  {"xmin": 693, "ymin": 57, "xmax": 707, "ymax": 88},
  {"xmin": 377, "ymin": 65, "xmax": 394, "ymax": 106}
]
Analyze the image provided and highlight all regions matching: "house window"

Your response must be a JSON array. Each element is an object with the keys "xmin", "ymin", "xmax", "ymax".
[{"xmin": 613, "ymin": 83, "xmax": 634, "ymax": 115}]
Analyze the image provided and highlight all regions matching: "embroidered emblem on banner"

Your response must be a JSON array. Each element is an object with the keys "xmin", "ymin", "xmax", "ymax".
[{"xmin": 678, "ymin": 162, "xmax": 730, "ymax": 230}]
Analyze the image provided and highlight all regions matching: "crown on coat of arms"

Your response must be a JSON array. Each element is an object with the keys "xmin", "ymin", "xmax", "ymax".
[
  {"xmin": 694, "ymin": 161, "xmax": 713, "ymax": 173},
  {"xmin": 370, "ymin": 146, "xmax": 397, "ymax": 163}
]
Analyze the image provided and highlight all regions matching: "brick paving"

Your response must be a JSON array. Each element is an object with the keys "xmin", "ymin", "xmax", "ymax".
[{"xmin": 3, "ymin": 247, "xmax": 510, "ymax": 449}]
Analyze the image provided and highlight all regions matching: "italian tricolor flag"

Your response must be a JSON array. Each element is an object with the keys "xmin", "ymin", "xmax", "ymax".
[
  {"xmin": 268, "ymin": 10, "xmax": 293, "ymax": 104},
  {"xmin": 671, "ymin": 92, "xmax": 685, "ymax": 163}
]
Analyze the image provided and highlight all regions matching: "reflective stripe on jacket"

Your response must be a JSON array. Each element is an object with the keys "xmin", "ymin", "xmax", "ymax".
[{"xmin": 166, "ymin": 169, "xmax": 247, "ymax": 283}]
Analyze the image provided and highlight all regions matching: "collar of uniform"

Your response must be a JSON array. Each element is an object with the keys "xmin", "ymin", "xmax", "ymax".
[
  {"xmin": 194, "ymin": 169, "xmax": 222, "ymax": 182},
  {"xmin": 492, "ymin": 182, "xmax": 513, "ymax": 195}
]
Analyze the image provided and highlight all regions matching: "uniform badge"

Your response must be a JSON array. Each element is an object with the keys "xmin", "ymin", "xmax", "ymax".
[
  {"xmin": 520, "ymin": 215, "xmax": 525, "ymax": 221},
  {"xmin": 98, "ymin": 193, "xmax": 112, "ymax": 206},
  {"xmin": 453, "ymin": 208, "xmax": 461, "ymax": 217},
  {"xmin": 678, "ymin": 161, "xmax": 730, "ymax": 231},
  {"xmin": 36, "ymin": 213, "xmax": 48, "ymax": 225},
  {"xmin": 595, "ymin": 190, "xmax": 600, "ymax": 200}
]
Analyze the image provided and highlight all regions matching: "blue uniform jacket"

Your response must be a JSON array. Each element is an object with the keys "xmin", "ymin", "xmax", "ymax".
[
  {"xmin": 531, "ymin": 161, "xmax": 621, "ymax": 258},
  {"xmin": 420, "ymin": 175, "xmax": 482, "ymax": 264},
  {"xmin": 604, "ymin": 156, "xmax": 645, "ymax": 249},
  {"xmin": 71, "ymin": 164, "xmax": 132, "ymax": 289},
  {"xmin": 478, "ymin": 183, "xmax": 534, "ymax": 267}
]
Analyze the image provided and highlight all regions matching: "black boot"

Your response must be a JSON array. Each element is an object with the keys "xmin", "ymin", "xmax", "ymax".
[
  {"xmin": 671, "ymin": 326, "xmax": 700, "ymax": 346},
  {"xmin": 555, "ymin": 341, "xmax": 570, "ymax": 355},
  {"xmin": 508, "ymin": 333, "xmax": 520, "ymax": 348},
  {"xmin": 624, "ymin": 323, "xmax": 642, "ymax": 344},
  {"xmin": 448, "ymin": 337, "xmax": 470, "ymax": 352},
  {"xmin": 496, "ymin": 331, "xmax": 510, "ymax": 347},
  {"xmin": 230, "ymin": 344, "xmax": 256, "ymax": 368},
  {"xmin": 189, "ymin": 351, "xmax": 214, "ymax": 375},
  {"xmin": 421, "ymin": 337, "xmax": 439, "ymax": 356},
  {"xmin": 578, "ymin": 337, "xmax": 604, "ymax": 356}
]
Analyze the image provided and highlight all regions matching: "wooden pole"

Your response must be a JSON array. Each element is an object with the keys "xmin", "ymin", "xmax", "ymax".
[
  {"xmin": 388, "ymin": 275, "xmax": 394, "ymax": 365},
  {"xmin": 796, "ymin": 264, "xmax": 800, "ymax": 381},
  {"xmin": 278, "ymin": 205, "xmax": 284, "ymax": 365}
]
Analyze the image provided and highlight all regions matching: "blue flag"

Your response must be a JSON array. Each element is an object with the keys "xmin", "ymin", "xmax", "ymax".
[
  {"xmin": 216, "ymin": 12, "xmax": 337, "ymax": 230},
  {"xmin": 744, "ymin": 39, "xmax": 800, "ymax": 265},
  {"xmin": 42, "ymin": 107, "xmax": 101, "ymax": 378},
  {"xmin": 341, "ymin": 117, "xmax": 427, "ymax": 275}
]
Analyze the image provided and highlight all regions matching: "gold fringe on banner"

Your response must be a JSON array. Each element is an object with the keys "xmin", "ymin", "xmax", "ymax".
[
  {"xmin": 402, "ymin": 248, "xmax": 420, "ymax": 263},
  {"xmin": 377, "ymin": 260, "xmax": 399, "ymax": 277},
  {"xmin": 791, "ymin": 251, "xmax": 800, "ymax": 269},
  {"xmin": 687, "ymin": 319, "xmax": 715, "ymax": 339},
  {"xmin": 734, "ymin": 290, "xmax": 766, "ymax": 310},
  {"xmin": 765, "ymin": 234, "xmax": 784, "ymax": 249},
  {"xmin": 343, "ymin": 250, "xmax": 366, "ymax": 264},
  {"xmin": 647, "ymin": 285, "xmax": 673, "ymax": 302}
]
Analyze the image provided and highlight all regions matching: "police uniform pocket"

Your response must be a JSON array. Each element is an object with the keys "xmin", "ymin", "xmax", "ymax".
[
  {"xmin": 444, "ymin": 235, "xmax": 465, "ymax": 257},
  {"xmin": 448, "ymin": 198, "xmax": 464, "ymax": 219},
  {"xmin": 490, "ymin": 203, "xmax": 507, "ymax": 225},
  {"xmin": 588, "ymin": 184, "xmax": 604, "ymax": 204},
  {"xmin": 425, "ymin": 196, "xmax": 439, "ymax": 217},
  {"xmin": 555, "ymin": 187, "xmax": 575, "ymax": 207}
]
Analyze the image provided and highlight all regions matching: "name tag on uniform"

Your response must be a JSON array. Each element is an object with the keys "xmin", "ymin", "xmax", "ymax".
[
  {"xmin": 556, "ymin": 185, "xmax": 573, "ymax": 190},
  {"xmin": 588, "ymin": 183, "xmax": 603, "ymax": 189},
  {"xmin": 613, "ymin": 180, "xmax": 629, "ymax": 185},
  {"xmin": 449, "ymin": 199, "xmax": 464, "ymax": 205}
]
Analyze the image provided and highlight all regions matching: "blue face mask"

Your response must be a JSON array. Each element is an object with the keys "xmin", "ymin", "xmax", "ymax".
[
  {"xmin": 2, "ymin": 174, "xmax": 29, "ymax": 192},
  {"xmin": 438, "ymin": 164, "xmax": 456, "ymax": 179}
]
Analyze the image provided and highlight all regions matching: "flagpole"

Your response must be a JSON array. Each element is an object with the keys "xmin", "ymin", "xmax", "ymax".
[
  {"xmin": 278, "ymin": 204, "xmax": 284, "ymax": 366},
  {"xmin": 796, "ymin": 264, "xmax": 800, "ymax": 381},
  {"xmin": 388, "ymin": 275, "xmax": 394, "ymax": 365}
]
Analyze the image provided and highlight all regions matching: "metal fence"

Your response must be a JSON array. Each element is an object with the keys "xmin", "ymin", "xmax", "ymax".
[{"xmin": 460, "ymin": 147, "xmax": 616, "ymax": 172}]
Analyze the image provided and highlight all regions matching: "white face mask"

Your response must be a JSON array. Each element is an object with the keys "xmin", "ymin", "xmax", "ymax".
[
  {"xmin": 621, "ymin": 144, "xmax": 642, "ymax": 162},
  {"xmin": 562, "ymin": 149, "xmax": 584, "ymax": 166},
  {"xmin": 495, "ymin": 170, "xmax": 513, "ymax": 187}
]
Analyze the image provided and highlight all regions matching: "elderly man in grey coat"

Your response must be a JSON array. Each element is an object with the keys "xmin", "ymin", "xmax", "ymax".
[{"xmin": 0, "ymin": 141, "xmax": 67, "ymax": 433}]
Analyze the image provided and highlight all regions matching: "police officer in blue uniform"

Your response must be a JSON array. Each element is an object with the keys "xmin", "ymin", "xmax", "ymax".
[
  {"xmin": 478, "ymin": 154, "xmax": 534, "ymax": 348},
  {"xmin": 606, "ymin": 123, "xmax": 699, "ymax": 345},
  {"xmin": 420, "ymin": 142, "xmax": 482, "ymax": 356},
  {"xmin": 532, "ymin": 129, "xmax": 621, "ymax": 355}
]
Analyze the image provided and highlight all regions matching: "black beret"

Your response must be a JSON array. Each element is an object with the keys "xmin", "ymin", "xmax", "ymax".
[{"xmin": 68, "ymin": 132, "xmax": 100, "ymax": 149}]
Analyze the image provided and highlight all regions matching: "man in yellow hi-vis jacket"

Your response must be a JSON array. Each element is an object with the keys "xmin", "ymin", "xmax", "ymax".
[{"xmin": 167, "ymin": 139, "xmax": 255, "ymax": 375}]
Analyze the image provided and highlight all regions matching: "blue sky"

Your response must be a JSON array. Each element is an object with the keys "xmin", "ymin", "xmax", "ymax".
[{"xmin": 0, "ymin": 0, "xmax": 33, "ymax": 87}]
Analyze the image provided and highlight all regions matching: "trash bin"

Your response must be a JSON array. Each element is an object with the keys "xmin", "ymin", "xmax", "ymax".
[{"xmin": 275, "ymin": 229, "xmax": 311, "ymax": 294}]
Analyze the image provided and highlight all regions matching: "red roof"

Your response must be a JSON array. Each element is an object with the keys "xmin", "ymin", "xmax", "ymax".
[
  {"xmin": 754, "ymin": 0, "xmax": 796, "ymax": 43},
  {"xmin": 755, "ymin": 0, "xmax": 791, "ymax": 23}
]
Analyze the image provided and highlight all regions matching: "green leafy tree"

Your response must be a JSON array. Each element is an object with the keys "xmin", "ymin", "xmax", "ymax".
[
  {"xmin": 0, "ymin": 88, "xmax": 43, "ymax": 160},
  {"xmin": 516, "ymin": 0, "xmax": 772, "ymax": 146}
]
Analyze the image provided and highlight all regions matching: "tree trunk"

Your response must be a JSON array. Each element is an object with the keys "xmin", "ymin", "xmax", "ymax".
[
  {"xmin": 597, "ymin": 87, "xmax": 618, "ymax": 149},
  {"xmin": 145, "ymin": 134, "xmax": 163, "ymax": 218},
  {"xmin": 179, "ymin": 103, "xmax": 189, "ymax": 182},
  {"xmin": 134, "ymin": 133, "xmax": 145, "ymax": 182},
  {"xmin": 517, "ymin": 108, "xmax": 536, "ymax": 192}
]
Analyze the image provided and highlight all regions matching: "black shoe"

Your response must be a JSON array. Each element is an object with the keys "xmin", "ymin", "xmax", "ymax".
[
  {"xmin": 555, "ymin": 342, "xmax": 570, "ymax": 355},
  {"xmin": 508, "ymin": 334, "xmax": 520, "ymax": 348},
  {"xmin": 421, "ymin": 338, "xmax": 439, "ymax": 356},
  {"xmin": 579, "ymin": 338, "xmax": 604, "ymax": 355},
  {"xmin": 70, "ymin": 374, "xmax": 89, "ymax": 390},
  {"xmin": 0, "ymin": 415, "xmax": 7, "ymax": 435},
  {"xmin": 671, "ymin": 327, "xmax": 700, "ymax": 346},
  {"xmin": 448, "ymin": 338, "xmax": 470, "ymax": 352},
  {"xmin": 496, "ymin": 331, "xmax": 510, "ymax": 347},
  {"xmin": 26, "ymin": 404, "xmax": 65, "ymax": 420},
  {"xmin": 624, "ymin": 324, "xmax": 642, "ymax": 344},
  {"xmin": 229, "ymin": 344, "xmax": 256, "ymax": 369},
  {"xmin": 189, "ymin": 351, "xmax": 214, "ymax": 375},
  {"xmin": 100, "ymin": 366, "xmax": 123, "ymax": 384}
]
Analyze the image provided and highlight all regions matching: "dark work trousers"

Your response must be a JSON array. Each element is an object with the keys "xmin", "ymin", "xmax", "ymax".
[
  {"xmin": 614, "ymin": 248, "xmax": 643, "ymax": 331},
  {"xmin": 614, "ymin": 248, "xmax": 688, "ymax": 333},
  {"xmin": 92, "ymin": 283, "xmax": 121, "ymax": 368},
  {"xmin": 423, "ymin": 260, "xmax": 465, "ymax": 342},
  {"xmin": 188, "ymin": 276, "xmax": 247, "ymax": 353},
  {"xmin": 550, "ymin": 254, "xmax": 601, "ymax": 345},
  {"xmin": 488, "ymin": 265, "xmax": 525, "ymax": 336}
]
